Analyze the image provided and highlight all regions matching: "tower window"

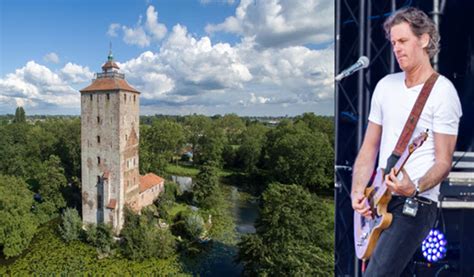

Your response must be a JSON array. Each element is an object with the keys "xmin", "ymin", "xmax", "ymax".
[
  {"xmin": 97, "ymin": 175, "xmax": 101, "ymax": 184},
  {"xmin": 97, "ymin": 156, "xmax": 101, "ymax": 165},
  {"xmin": 124, "ymin": 94, "xmax": 127, "ymax": 103},
  {"xmin": 97, "ymin": 116, "xmax": 100, "ymax": 124},
  {"xmin": 90, "ymin": 94, "xmax": 93, "ymax": 101},
  {"xmin": 107, "ymin": 93, "xmax": 110, "ymax": 100},
  {"xmin": 125, "ymin": 134, "xmax": 128, "ymax": 141},
  {"xmin": 97, "ymin": 136, "xmax": 101, "ymax": 143},
  {"xmin": 133, "ymin": 95, "xmax": 136, "ymax": 102}
]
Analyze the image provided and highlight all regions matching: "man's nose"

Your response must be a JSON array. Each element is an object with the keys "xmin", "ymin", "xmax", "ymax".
[{"xmin": 393, "ymin": 44, "xmax": 401, "ymax": 54}]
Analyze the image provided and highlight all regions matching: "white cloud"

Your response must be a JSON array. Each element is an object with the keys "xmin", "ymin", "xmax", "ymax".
[
  {"xmin": 43, "ymin": 52, "xmax": 60, "ymax": 64},
  {"xmin": 0, "ymin": 1, "xmax": 334, "ymax": 116},
  {"xmin": 60, "ymin": 62, "xmax": 94, "ymax": 84},
  {"xmin": 145, "ymin": 6, "xmax": 167, "ymax": 41},
  {"xmin": 112, "ymin": 5, "xmax": 167, "ymax": 47},
  {"xmin": 206, "ymin": 0, "xmax": 334, "ymax": 48},
  {"xmin": 120, "ymin": 24, "xmax": 253, "ymax": 105},
  {"xmin": 107, "ymin": 23, "xmax": 121, "ymax": 37},
  {"xmin": 117, "ymin": 24, "xmax": 333, "ymax": 114},
  {"xmin": 0, "ymin": 61, "xmax": 80, "ymax": 110},
  {"xmin": 122, "ymin": 25, "xmax": 150, "ymax": 47},
  {"xmin": 250, "ymin": 93, "xmax": 270, "ymax": 104}
]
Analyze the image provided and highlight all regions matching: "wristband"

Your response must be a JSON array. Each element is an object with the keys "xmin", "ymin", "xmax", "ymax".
[{"xmin": 413, "ymin": 181, "xmax": 421, "ymax": 197}]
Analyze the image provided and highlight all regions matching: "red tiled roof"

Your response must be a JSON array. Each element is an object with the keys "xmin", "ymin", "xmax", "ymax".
[
  {"xmin": 106, "ymin": 199, "xmax": 117, "ymax": 209},
  {"xmin": 139, "ymin": 173, "xmax": 164, "ymax": 193},
  {"xmin": 80, "ymin": 78, "xmax": 139, "ymax": 93}
]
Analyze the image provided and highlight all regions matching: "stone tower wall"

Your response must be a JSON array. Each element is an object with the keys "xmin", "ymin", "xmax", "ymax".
[
  {"xmin": 81, "ymin": 90, "xmax": 140, "ymax": 233},
  {"xmin": 117, "ymin": 91, "xmax": 140, "ymax": 231}
]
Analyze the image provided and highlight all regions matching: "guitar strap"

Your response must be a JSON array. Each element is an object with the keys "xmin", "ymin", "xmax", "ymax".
[{"xmin": 383, "ymin": 72, "xmax": 439, "ymax": 175}]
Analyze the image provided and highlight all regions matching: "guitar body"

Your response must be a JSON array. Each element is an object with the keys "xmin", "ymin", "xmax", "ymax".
[
  {"xmin": 353, "ymin": 131, "xmax": 428, "ymax": 261},
  {"xmin": 353, "ymin": 169, "xmax": 393, "ymax": 260}
]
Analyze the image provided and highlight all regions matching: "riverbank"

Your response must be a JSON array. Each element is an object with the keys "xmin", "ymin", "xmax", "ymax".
[{"xmin": 180, "ymin": 184, "xmax": 259, "ymax": 276}]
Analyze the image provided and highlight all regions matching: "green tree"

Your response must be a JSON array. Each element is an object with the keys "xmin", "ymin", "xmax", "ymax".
[
  {"xmin": 13, "ymin": 106, "xmax": 26, "ymax": 123},
  {"xmin": 215, "ymin": 114, "xmax": 245, "ymax": 144},
  {"xmin": 140, "ymin": 119, "xmax": 185, "ymax": 174},
  {"xmin": 237, "ymin": 123, "xmax": 268, "ymax": 173},
  {"xmin": 27, "ymin": 123, "xmax": 58, "ymax": 162},
  {"xmin": 183, "ymin": 115, "xmax": 212, "ymax": 164},
  {"xmin": 0, "ymin": 175, "xmax": 38, "ymax": 258},
  {"xmin": 42, "ymin": 118, "xmax": 81, "ymax": 180},
  {"xmin": 34, "ymin": 155, "xmax": 68, "ymax": 223},
  {"xmin": 58, "ymin": 208, "xmax": 82, "ymax": 243},
  {"xmin": 222, "ymin": 144, "xmax": 238, "ymax": 168},
  {"xmin": 86, "ymin": 223, "xmax": 115, "ymax": 255},
  {"xmin": 0, "ymin": 123, "xmax": 33, "ymax": 178},
  {"xmin": 295, "ymin": 113, "xmax": 334, "ymax": 145},
  {"xmin": 264, "ymin": 121, "xmax": 333, "ymax": 191},
  {"xmin": 121, "ymin": 208, "xmax": 176, "ymax": 260},
  {"xmin": 184, "ymin": 212, "xmax": 205, "ymax": 240},
  {"xmin": 237, "ymin": 183, "xmax": 334, "ymax": 276},
  {"xmin": 193, "ymin": 165, "xmax": 219, "ymax": 207},
  {"xmin": 195, "ymin": 125, "xmax": 226, "ymax": 167},
  {"xmin": 155, "ymin": 182, "xmax": 179, "ymax": 221}
]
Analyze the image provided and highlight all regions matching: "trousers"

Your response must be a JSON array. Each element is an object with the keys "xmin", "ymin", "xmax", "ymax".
[{"xmin": 364, "ymin": 195, "xmax": 438, "ymax": 276}]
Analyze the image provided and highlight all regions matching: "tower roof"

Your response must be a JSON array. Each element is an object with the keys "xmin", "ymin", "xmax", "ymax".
[
  {"xmin": 102, "ymin": 45, "xmax": 120, "ymax": 71},
  {"xmin": 80, "ymin": 78, "xmax": 139, "ymax": 93},
  {"xmin": 80, "ymin": 51, "xmax": 140, "ymax": 94},
  {"xmin": 101, "ymin": 60, "xmax": 120, "ymax": 71}
]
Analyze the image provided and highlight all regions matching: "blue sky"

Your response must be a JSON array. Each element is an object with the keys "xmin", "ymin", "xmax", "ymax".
[{"xmin": 0, "ymin": 0, "xmax": 334, "ymax": 116}]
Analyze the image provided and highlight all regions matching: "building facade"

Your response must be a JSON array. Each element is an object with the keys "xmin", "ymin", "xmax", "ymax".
[{"xmin": 80, "ymin": 53, "xmax": 141, "ymax": 232}]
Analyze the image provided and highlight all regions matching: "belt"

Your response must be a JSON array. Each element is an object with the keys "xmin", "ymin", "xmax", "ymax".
[{"xmin": 391, "ymin": 195, "xmax": 435, "ymax": 205}]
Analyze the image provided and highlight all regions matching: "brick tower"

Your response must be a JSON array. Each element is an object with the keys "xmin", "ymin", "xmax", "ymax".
[{"xmin": 80, "ymin": 51, "xmax": 140, "ymax": 233}]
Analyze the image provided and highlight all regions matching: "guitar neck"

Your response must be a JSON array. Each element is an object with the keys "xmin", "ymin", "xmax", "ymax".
[{"xmin": 373, "ymin": 146, "xmax": 413, "ymax": 201}]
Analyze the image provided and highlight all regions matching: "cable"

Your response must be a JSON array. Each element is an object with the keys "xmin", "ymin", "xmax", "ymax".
[{"xmin": 434, "ymin": 264, "xmax": 449, "ymax": 277}]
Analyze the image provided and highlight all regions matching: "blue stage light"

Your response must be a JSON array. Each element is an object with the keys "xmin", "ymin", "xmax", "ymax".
[{"xmin": 421, "ymin": 229, "xmax": 447, "ymax": 262}]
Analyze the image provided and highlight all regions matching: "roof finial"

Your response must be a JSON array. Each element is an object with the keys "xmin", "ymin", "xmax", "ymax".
[{"xmin": 108, "ymin": 41, "xmax": 113, "ymax": 61}]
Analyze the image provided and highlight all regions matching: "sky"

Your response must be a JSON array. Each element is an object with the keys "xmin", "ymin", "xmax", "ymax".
[{"xmin": 0, "ymin": 0, "xmax": 334, "ymax": 116}]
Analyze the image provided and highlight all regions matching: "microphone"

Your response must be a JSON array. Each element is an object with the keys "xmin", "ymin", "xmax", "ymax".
[{"xmin": 335, "ymin": 56, "xmax": 370, "ymax": 81}]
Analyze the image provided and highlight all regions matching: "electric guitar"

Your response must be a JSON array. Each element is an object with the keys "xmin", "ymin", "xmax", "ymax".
[{"xmin": 353, "ymin": 131, "xmax": 428, "ymax": 260}]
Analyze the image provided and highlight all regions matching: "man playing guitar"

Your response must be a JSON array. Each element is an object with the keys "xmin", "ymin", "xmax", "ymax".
[{"xmin": 351, "ymin": 7, "xmax": 462, "ymax": 276}]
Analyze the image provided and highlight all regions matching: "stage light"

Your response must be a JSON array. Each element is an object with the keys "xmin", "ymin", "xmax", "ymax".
[{"xmin": 422, "ymin": 229, "xmax": 447, "ymax": 262}]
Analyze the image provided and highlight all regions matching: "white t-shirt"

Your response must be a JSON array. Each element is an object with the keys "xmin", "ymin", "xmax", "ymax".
[{"xmin": 368, "ymin": 72, "xmax": 462, "ymax": 202}]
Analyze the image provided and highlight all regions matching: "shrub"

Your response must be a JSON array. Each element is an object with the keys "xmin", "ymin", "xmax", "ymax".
[{"xmin": 58, "ymin": 207, "xmax": 82, "ymax": 242}]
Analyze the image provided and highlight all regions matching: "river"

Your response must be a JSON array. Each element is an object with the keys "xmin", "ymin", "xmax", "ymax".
[{"xmin": 185, "ymin": 185, "xmax": 259, "ymax": 276}]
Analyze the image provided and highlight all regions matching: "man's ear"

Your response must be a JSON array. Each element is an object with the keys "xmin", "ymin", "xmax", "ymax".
[{"xmin": 421, "ymin": 33, "xmax": 430, "ymax": 48}]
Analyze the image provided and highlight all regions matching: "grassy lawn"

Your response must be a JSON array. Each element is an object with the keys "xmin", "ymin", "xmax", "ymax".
[
  {"xmin": 165, "ymin": 163, "xmax": 237, "ymax": 178},
  {"xmin": 165, "ymin": 164, "xmax": 200, "ymax": 177},
  {"xmin": 168, "ymin": 202, "xmax": 190, "ymax": 218}
]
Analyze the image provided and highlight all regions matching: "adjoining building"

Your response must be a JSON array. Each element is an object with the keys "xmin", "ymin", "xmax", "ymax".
[{"xmin": 80, "ymin": 51, "xmax": 163, "ymax": 233}]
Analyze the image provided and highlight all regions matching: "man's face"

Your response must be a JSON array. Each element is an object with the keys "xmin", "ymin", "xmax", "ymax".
[{"xmin": 390, "ymin": 22, "xmax": 429, "ymax": 71}]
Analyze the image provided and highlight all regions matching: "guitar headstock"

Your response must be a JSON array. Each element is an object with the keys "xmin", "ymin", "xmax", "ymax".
[{"xmin": 409, "ymin": 129, "xmax": 429, "ymax": 153}]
